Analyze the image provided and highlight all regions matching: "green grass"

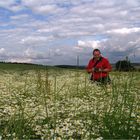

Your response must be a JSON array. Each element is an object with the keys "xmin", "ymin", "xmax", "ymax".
[
  {"xmin": 0, "ymin": 64, "xmax": 139, "ymax": 139},
  {"xmin": 0, "ymin": 62, "xmax": 49, "ymax": 71}
]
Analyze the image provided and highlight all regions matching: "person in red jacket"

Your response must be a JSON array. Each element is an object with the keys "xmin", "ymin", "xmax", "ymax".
[{"xmin": 86, "ymin": 49, "xmax": 112, "ymax": 84}]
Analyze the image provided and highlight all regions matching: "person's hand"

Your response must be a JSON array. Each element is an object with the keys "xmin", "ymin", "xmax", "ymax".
[
  {"xmin": 94, "ymin": 68, "xmax": 99, "ymax": 72},
  {"xmin": 92, "ymin": 67, "xmax": 99, "ymax": 72},
  {"xmin": 98, "ymin": 68, "xmax": 103, "ymax": 72},
  {"xmin": 92, "ymin": 68, "xmax": 96, "ymax": 72},
  {"xmin": 92, "ymin": 68, "xmax": 103, "ymax": 72},
  {"xmin": 88, "ymin": 69, "xmax": 94, "ymax": 73}
]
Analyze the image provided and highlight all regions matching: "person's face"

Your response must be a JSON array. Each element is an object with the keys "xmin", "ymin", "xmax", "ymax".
[{"xmin": 93, "ymin": 51, "xmax": 101, "ymax": 59}]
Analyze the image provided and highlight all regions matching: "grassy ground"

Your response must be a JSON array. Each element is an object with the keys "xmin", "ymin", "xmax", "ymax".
[{"xmin": 0, "ymin": 65, "xmax": 140, "ymax": 139}]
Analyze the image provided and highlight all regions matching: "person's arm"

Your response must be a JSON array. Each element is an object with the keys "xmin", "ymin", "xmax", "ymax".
[
  {"xmin": 100, "ymin": 68, "xmax": 111, "ymax": 72},
  {"xmin": 86, "ymin": 59, "xmax": 93, "ymax": 73},
  {"xmin": 98, "ymin": 58, "xmax": 112, "ymax": 72}
]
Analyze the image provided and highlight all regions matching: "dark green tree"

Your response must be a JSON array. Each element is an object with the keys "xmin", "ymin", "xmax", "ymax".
[{"xmin": 115, "ymin": 59, "xmax": 134, "ymax": 71}]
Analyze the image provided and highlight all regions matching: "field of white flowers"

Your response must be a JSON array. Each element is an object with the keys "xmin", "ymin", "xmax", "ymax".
[{"xmin": 0, "ymin": 68, "xmax": 140, "ymax": 140}]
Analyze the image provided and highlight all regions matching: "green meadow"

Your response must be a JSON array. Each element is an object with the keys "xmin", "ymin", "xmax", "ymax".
[{"xmin": 0, "ymin": 63, "xmax": 140, "ymax": 139}]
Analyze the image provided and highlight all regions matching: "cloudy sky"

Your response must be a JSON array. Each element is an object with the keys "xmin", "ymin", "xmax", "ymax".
[{"xmin": 0, "ymin": 0, "xmax": 140, "ymax": 65}]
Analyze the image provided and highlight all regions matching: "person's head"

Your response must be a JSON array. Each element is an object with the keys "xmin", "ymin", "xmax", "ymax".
[{"xmin": 93, "ymin": 49, "xmax": 101, "ymax": 59}]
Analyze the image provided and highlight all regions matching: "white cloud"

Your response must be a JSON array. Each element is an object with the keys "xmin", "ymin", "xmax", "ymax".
[
  {"xmin": 21, "ymin": 35, "xmax": 54, "ymax": 45},
  {"xmin": 78, "ymin": 40, "xmax": 101, "ymax": 49},
  {"xmin": 1, "ymin": 0, "xmax": 140, "ymax": 64},
  {"xmin": 22, "ymin": 0, "xmax": 66, "ymax": 15},
  {"xmin": 53, "ymin": 48, "xmax": 66, "ymax": 56},
  {"xmin": 126, "ymin": 0, "xmax": 140, "ymax": 7},
  {"xmin": 0, "ymin": 0, "xmax": 15, "ymax": 8},
  {"xmin": 22, "ymin": 0, "xmax": 48, "ymax": 7},
  {"xmin": 10, "ymin": 14, "xmax": 29, "ymax": 20},
  {"xmin": 35, "ymin": 5, "xmax": 56, "ymax": 13},
  {"xmin": 34, "ymin": 5, "xmax": 65, "ymax": 15},
  {"xmin": 107, "ymin": 27, "xmax": 140, "ymax": 34},
  {"xmin": 0, "ymin": 48, "xmax": 5, "ymax": 54},
  {"xmin": 24, "ymin": 48, "xmax": 50, "ymax": 60},
  {"xmin": 9, "ymin": 58, "xmax": 32, "ymax": 63},
  {"xmin": 0, "ymin": 48, "xmax": 7, "ymax": 59},
  {"xmin": 10, "ymin": 5, "xmax": 24, "ymax": 12},
  {"xmin": 0, "ymin": 0, "xmax": 24, "ymax": 12},
  {"xmin": 37, "ymin": 26, "xmax": 59, "ymax": 33}
]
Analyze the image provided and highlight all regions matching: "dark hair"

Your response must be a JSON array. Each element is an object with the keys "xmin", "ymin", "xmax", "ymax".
[{"xmin": 93, "ymin": 49, "xmax": 101, "ymax": 54}]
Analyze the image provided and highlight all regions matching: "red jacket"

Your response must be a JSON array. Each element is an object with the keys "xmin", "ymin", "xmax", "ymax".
[{"xmin": 86, "ymin": 57, "xmax": 112, "ymax": 80}]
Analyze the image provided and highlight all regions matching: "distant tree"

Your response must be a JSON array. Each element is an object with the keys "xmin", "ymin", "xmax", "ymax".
[{"xmin": 115, "ymin": 59, "xmax": 134, "ymax": 71}]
